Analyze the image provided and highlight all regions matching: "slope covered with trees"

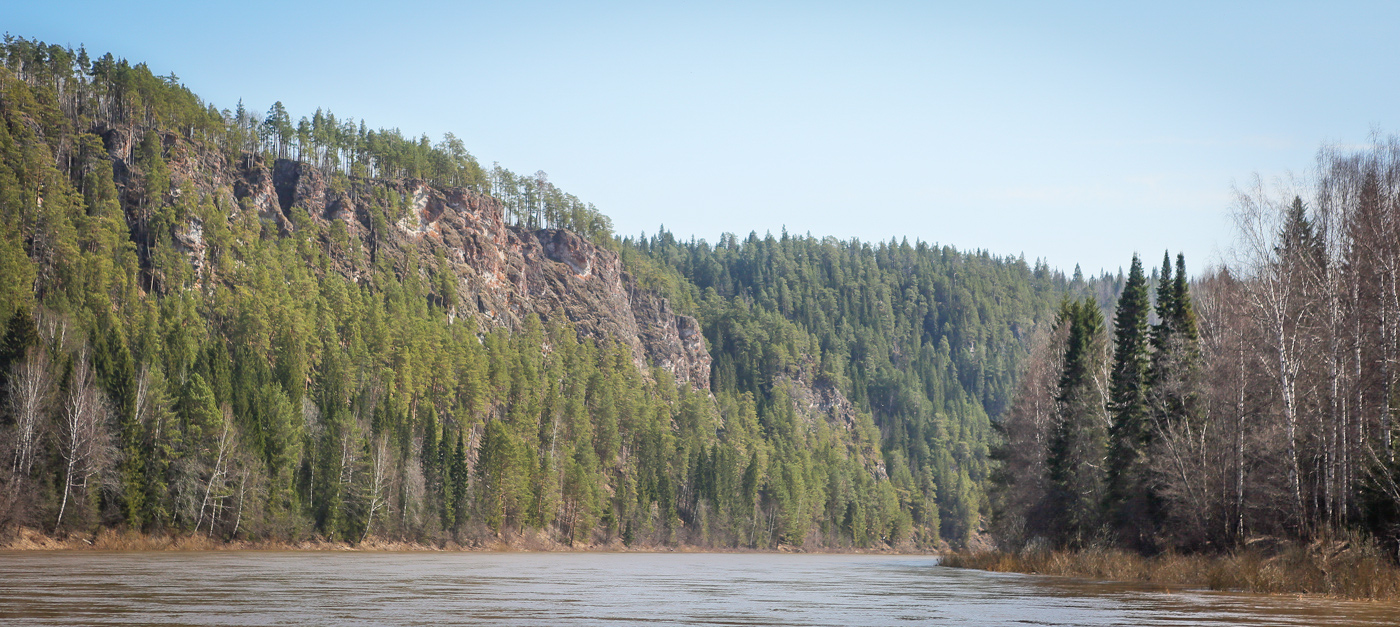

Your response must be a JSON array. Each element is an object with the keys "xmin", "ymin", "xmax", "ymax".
[
  {"xmin": 0, "ymin": 37, "xmax": 1095, "ymax": 549},
  {"xmin": 622, "ymin": 230, "xmax": 1100, "ymax": 543},
  {"xmin": 0, "ymin": 37, "xmax": 695, "ymax": 546}
]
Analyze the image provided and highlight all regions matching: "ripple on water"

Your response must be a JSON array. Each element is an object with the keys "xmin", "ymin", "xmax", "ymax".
[{"xmin": 0, "ymin": 551, "xmax": 1396, "ymax": 626}]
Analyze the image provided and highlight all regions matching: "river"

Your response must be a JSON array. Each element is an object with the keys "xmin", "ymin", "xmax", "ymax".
[{"xmin": 0, "ymin": 551, "xmax": 1395, "ymax": 626}]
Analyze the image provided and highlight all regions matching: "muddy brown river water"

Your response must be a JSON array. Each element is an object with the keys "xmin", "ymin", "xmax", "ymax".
[{"xmin": 0, "ymin": 551, "xmax": 1396, "ymax": 626}]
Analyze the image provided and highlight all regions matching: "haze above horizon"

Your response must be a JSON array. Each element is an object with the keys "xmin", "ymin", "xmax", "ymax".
[{"xmin": 6, "ymin": 1, "xmax": 1397, "ymax": 275}]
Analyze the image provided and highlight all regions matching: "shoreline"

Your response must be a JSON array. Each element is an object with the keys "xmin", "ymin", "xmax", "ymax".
[
  {"xmin": 0, "ymin": 526, "xmax": 936, "ymax": 555},
  {"xmin": 941, "ymin": 544, "xmax": 1400, "ymax": 601}
]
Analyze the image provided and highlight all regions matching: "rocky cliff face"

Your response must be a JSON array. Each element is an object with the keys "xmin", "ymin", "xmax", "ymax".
[
  {"xmin": 271, "ymin": 160, "xmax": 709, "ymax": 389},
  {"xmin": 111, "ymin": 130, "xmax": 710, "ymax": 389},
  {"xmin": 777, "ymin": 362, "xmax": 886, "ymax": 481}
]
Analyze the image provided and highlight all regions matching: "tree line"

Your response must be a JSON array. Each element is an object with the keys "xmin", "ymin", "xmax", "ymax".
[{"xmin": 992, "ymin": 140, "xmax": 1400, "ymax": 556}]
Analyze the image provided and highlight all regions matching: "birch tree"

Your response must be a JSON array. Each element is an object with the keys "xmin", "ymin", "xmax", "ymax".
[
  {"xmin": 54, "ymin": 346, "xmax": 114, "ymax": 532},
  {"xmin": 360, "ymin": 434, "xmax": 392, "ymax": 543},
  {"xmin": 7, "ymin": 346, "xmax": 52, "ymax": 482},
  {"xmin": 1232, "ymin": 178, "xmax": 1315, "ymax": 531}
]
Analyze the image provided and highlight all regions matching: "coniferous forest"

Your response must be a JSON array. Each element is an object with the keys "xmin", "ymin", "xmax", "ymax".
[
  {"xmin": 0, "ymin": 37, "xmax": 1096, "ymax": 549},
  {"xmin": 6, "ymin": 34, "xmax": 1399, "ymax": 565}
]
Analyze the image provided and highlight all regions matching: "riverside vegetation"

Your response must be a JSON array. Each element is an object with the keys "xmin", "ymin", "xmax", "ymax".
[
  {"xmin": 939, "ymin": 534, "xmax": 1400, "ymax": 600},
  {"xmin": 0, "ymin": 36, "xmax": 1098, "ymax": 551},
  {"xmin": 967, "ymin": 157, "xmax": 1400, "ymax": 597},
  {"xmin": 4, "ymin": 36, "xmax": 1400, "ymax": 600}
]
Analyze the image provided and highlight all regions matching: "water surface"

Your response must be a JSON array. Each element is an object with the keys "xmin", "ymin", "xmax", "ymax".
[{"xmin": 1, "ymin": 551, "xmax": 1394, "ymax": 626}]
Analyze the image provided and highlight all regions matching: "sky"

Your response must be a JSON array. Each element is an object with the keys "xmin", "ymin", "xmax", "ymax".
[{"xmin": 5, "ymin": 1, "xmax": 1399, "ymax": 275}]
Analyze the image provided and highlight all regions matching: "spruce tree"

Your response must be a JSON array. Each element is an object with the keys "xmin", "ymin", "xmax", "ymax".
[
  {"xmin": 94, "ymin": 320, "xmax": 144, "ymax": 528},
  {"xmin": 1279, "ymin": 196, "xmax": 1321, "ymax": 267},
  {"xmin": 1105, "ymin": 255, "xmax": 1154, "ymax": 549},
  {"xmin": 451, "ymin": 430, "xmax": 469, "ymax": 530},
  {"xmin": 1152, "ymin": 251, "xmax": 1176, "ymax": 355},
  {"xmin": 442, "ymin": 427, "xmax": 460, "ymax": 529},
  {"xmin": 1046, "ymin": 299, "xmax": 1110, "ymax": 548},
  {"xmin": 0, "ymin": 306, "xmax": 36, "ymax": 378},
  {"xmin": 1149, "ymin": 253, "xmax": 1201, "ymax": 429},
  {"xmin": 421, "ymin": 405, "xmax": 439, "ymax": 508},
  {"xmin": 1172, "ymin": 253, "xmax": 1198, "ymax": 343},
  {"xmin": 0, "ymin": 306, "xmax": 37, "ymax": 414}
]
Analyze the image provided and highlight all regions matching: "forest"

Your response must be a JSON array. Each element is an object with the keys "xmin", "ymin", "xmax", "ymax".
[
  {"xmin": 992, "ymin": 150, "xmax": 1400, "ymax": 559},
  {"xmin": 620, "ymin": 229, "xmax": 1098, "ymax": 543},
  {"xmin": 0, "ymin": 36, "xmax": 1086, "ymax": 549}
]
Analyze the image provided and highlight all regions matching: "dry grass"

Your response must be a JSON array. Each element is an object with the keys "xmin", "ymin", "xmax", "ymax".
[{"xmin": 941, "ymin": 535, "xmax": 1400, "ymax": 600}]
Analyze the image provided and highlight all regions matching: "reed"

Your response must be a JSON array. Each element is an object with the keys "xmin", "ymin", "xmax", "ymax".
[{"xmin": 941, "ymin": 534, "xmax": 1400, "ymax": 600}]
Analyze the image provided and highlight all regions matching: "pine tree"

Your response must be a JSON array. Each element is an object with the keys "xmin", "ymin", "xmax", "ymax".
[
  {"xmin": 478, "ymin": 418, "xmax": 517, "ymax": 533},
  {"xmin": 438, "ymin": 422, "xmax": 454, "ymax": 525}
]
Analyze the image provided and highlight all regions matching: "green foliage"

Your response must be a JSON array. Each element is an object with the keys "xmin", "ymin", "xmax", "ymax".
[
  {"xmin": 1147, "ymin": 252, "xmax": 1202, "ymax": 432},
  {"xmin": 1046, "ymin": 299, "xmax": 1110, "ymax": 548},
  {"xmin": 623, "ymin": 228, "xmax": 1074, "ymax": 545},
  {"xmin": 1105, "ymin": 255, "xmax": 1154, "ymax": 548},
  {"xmin": 0, "ymin": 36, "xmax": 1077, "ymax": 551},
  {"xmin": 993, "ymin": 253, "xmax": 1203, "ymax": 553}
]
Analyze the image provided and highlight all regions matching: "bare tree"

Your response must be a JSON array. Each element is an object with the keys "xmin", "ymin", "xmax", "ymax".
[
  {"xmin": 1232, "ymin": 176, "xmax": 1315, "ymax": 531},
  {"xmin": 54, "ymin": 346, "xmax": 114, "ymax": 532},
  {"xmin": 195, "ymin": 417, "xmax": 233, "ymax": 535},
  {"xmin": 7, "ymin": 346, "xmax": 53, "ymax": 482},
  {"xmin": 988, "ymin": 321, "xmax": 1068, "ymax": 548},
  {"xmin": 361, "ymin": 434, "xmax": 392, "ymax": 543},
  {"xmin": 1193, "ymin": 267, "xmax": 1273, "ymax": 542}
]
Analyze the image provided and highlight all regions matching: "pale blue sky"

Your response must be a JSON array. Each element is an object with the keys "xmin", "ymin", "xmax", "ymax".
[{"xmin": 5, "ymin": 1, "xmax": 1396, "ymax": 274}]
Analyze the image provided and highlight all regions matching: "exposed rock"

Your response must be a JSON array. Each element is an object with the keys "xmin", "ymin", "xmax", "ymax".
[
  {"xmin": 212, "ymin": 156, "xmax": 712, "ymax": 389},
  {"xmin": 101, "ymin": 126, "xmax": 713, "ymax": 390},
  {"xmin": 171, "ymin": 217, "xmax": 206, "ymax": 276},
  {"xmin": 777, "ymin": 362, "xmax": 886, "ymax": 481}
]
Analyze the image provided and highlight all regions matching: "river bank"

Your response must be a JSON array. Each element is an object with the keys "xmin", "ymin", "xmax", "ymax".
[
  {"xmin": 940, "ymin": 538, "xmax": 1400, "ymax": 600},
  {"xmin": 0, "ymin": 526, "xmax": 925, "ymax": 554}
]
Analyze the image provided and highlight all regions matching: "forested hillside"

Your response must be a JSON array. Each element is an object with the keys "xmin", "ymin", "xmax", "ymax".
[
  {"xmin": 0, "ymin": 36, "xmax": 1091, "ymax": 549},
  {"xmin": 623, "ymin": 231, "xmax": 1093, "ymax": 542}
]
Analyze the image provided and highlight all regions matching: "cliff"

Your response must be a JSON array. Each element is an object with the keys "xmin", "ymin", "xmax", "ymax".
[{"xmin": 104, "ymin": 127, "xmax": 710, "ymax": 389}]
